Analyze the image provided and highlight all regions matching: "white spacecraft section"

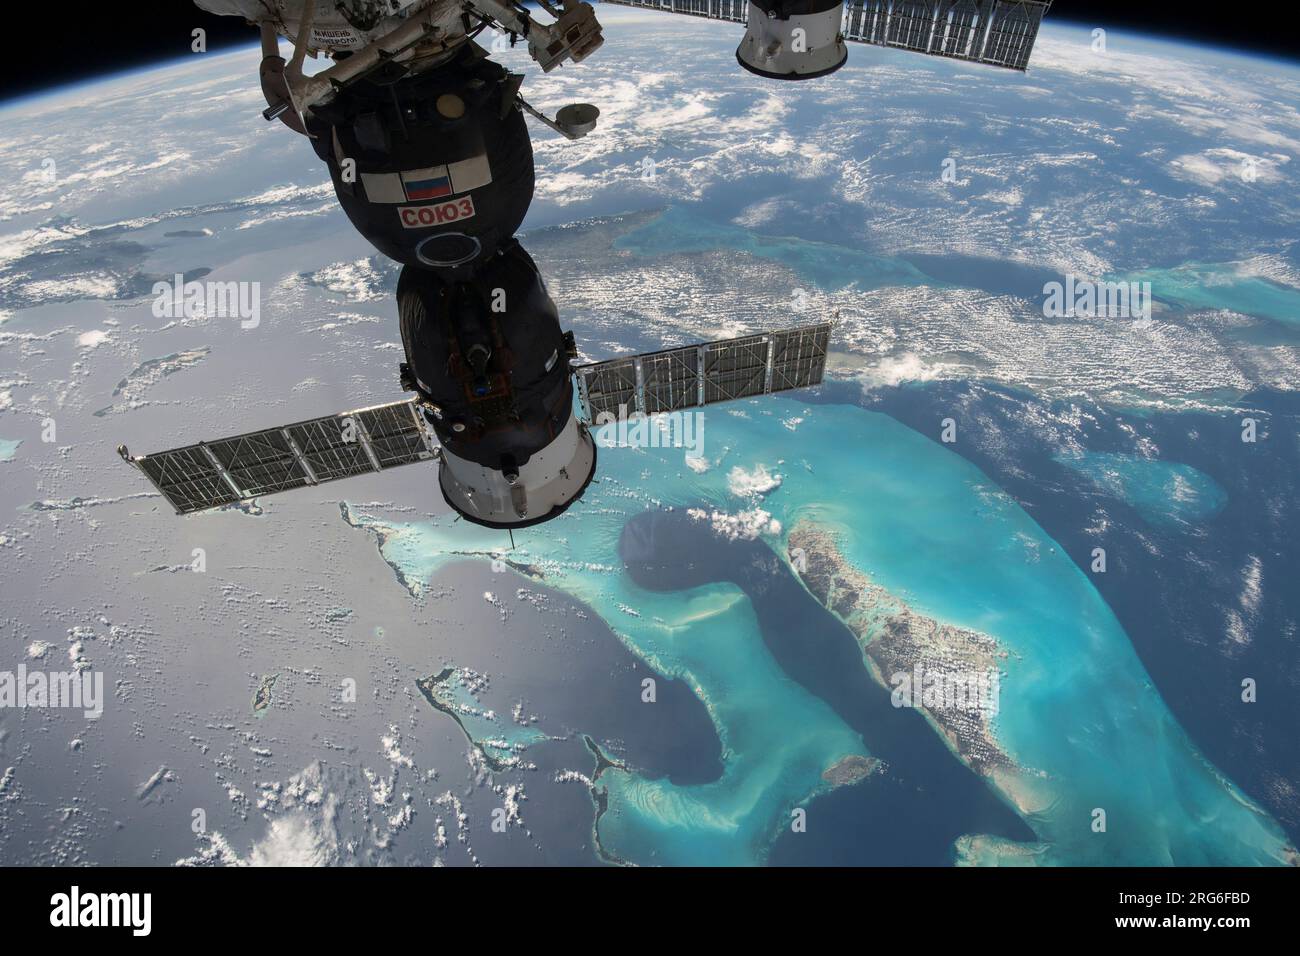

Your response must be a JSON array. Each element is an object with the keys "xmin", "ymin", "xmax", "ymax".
[
  {"xmin": 603, "ymin": 0, "xmax": 1052, "ymax": 73},
  {"xmin": 194, "ymin": 0, "xmax": 446, "ymax": 52}
]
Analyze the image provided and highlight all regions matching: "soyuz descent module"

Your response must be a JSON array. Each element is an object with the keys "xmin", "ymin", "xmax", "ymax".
[{"xmin": 120, "ymin": 0, "xmax": 1050, "ymax": 529}]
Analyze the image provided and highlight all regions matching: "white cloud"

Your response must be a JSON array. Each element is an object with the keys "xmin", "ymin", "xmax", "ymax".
[
  {"xmin": 1168, "ymin": 149, "xmax": 1288, "ymax": 187},
  {"xmin": 688, "ymin": 506, "xmax": 782, "ymax": 541},
  {"xmin": 727, "ymin": 463, "xmax": 782, "ymax": 497}
]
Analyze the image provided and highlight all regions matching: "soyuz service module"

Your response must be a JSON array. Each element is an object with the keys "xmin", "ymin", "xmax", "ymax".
[{"xmin": 120, "ymin": 0, "xmax": 1050, "ymax": 529}]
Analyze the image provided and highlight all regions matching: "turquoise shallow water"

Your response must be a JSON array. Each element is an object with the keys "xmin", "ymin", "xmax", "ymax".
[
  {"xmin": 345, "ymin": 399, "xmax": 1294, "ymax": 866},
  {"xmin": 1055, "ymin": 451, "xmax": 1229, "ymax": 529},
  {"xmin": 0, "ymin": 438, "xmax": 20, "ymax": 462},
  {"xmin": 619, "ymin": 208, "xmax": 1300, "ymax": 332},
  {"xmin": 1116, "ymin": 262, "xmax": 1300, "ymax": 327}
]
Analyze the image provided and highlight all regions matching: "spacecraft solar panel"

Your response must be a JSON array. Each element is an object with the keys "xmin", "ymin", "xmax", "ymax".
[
  {"xmin": 702, "ymin": 332, "xmax": 769, "ymax": 405},
  {"xmin": 603, "ymin": 0, "xmax": 748, "ymax": 22},
  {"xmin": 770, "ymin": 322, "xmax": 833, "ymax": 391},
  {"xmin": 601, "ymin": 0, "xmax": 1050, "ymax": 72},
  {"xmin": 642, "ymin": 346, "xmax": 702, "ymax": 413},
  {"xmin": 575, "ymin": 321, "xmax": 831, "ymax": 420},
  {"xmin": 131, "ymin": 399, "xmax": 436, "ymax": 514},
  {"xmin": 978, "ymin": 0, "xmax": 1049, "ymax": 70},
  {"xmin": 831, "ymin": 0, "xmax": 1052, "ymax": 71},
  {"xmin": 575, "ymin": 357, "xmax": 639, "ymax": 417}
]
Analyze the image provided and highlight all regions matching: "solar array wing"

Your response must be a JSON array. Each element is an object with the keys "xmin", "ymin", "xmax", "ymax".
[
  {"xmin": 843, "ymin": 0, "xmax": 1051, "ymax": 71},
  {"xmin": 600, "ymin": 0, "xmax": 1052, "ymax": 72},
  {"xmin": 574, "ymin": 321, "xmax": 831, "ymax": 420},
  {"xmin": 123, "ymin": 399, "xmax": 438, "ymax": 514},
  {"xmin": 601, "ymin": 0, "xmax": 749, "ymax": 23}
]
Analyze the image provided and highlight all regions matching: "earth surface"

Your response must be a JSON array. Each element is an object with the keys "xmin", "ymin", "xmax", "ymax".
[{"xmin": 0, "ymin": 7, "xmax": 1298, "ymax": 865}]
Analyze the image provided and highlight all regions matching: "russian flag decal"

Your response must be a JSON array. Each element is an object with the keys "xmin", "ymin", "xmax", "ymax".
[
  {"xmin": 362, "ymin": 158, "xmax": 493, "ymax": 204},
  {"xmin": 402, "ymin": 166, "xmax": 453, "ymax": 201}
]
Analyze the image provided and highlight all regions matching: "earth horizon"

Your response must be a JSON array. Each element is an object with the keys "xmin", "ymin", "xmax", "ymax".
[{"xmin": 0, "ymin": 8, "xmax": 1298, "ymax": 866}]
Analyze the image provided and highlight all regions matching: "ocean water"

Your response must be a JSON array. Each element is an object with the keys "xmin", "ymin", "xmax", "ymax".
[
  {"xmin": 863, "ymin": 380, "xmax": 1300, "ymax": 848},
  {"xmin": 619, "ymin": 507, "xmax": 1033, "ymax": 865},
  {"xmin": 1117, "ymin": 262, "xmax": 1300, "ymax": 327},
  {"xmin": 0, "ymin": 438, "xmax": 19, "ymax": 462},
  {"xmin": 344, "ymin": 397, "xmax": 1295, "ymax": 866},
  {"xmin": 1054, "ymin": 451, "xmax": 1228, "ymax": 529},
  {"xmin": 612, "ymin": 207, "xmax": 1300, "ymax": 337},
  {"xmin": 615, "ymin": 205, "xmax": 932, "ymax": 293}
]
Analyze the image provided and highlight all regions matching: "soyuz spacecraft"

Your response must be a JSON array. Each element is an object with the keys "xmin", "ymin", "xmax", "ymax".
[{"xmin": 120, "ymin": 0, "xmax": 1050, "ymax": 529}]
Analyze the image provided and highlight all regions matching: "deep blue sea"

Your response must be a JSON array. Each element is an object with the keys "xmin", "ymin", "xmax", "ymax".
[
  {"xmin": 858, "ymin": 379, "xmax": 1300, "ymax": 849},
  {"xmin": 347, "ymin": 378, "xmax": 1297, "ymax": 865}
]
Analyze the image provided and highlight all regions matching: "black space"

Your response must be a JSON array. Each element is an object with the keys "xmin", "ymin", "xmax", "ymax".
[{"xmin": 1, "ymin": 2, "xmax": 1297, "ymax": 102}]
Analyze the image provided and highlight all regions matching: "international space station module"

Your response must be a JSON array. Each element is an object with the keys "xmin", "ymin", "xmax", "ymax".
[{"xmin": 120, "ymin": 0, "xmax": 1050, "ymax": 528}]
